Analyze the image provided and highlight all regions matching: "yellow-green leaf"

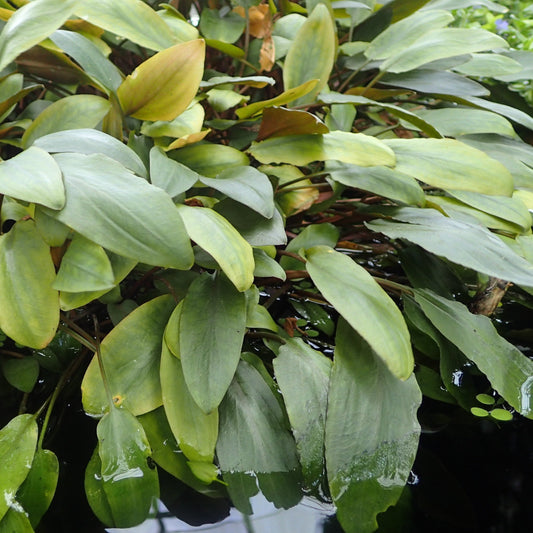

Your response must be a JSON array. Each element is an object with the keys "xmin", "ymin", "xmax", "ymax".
[
  {"xmin": 117, "ymin": 40, "xmax": 205, "ymax": 121},
  {"xmin": 0, "ymin": 220, "xmax": 58, "ymax": 349},
  {"xmin": 176, "ymin": 204, "xmax": 254, "ymax": 292}
]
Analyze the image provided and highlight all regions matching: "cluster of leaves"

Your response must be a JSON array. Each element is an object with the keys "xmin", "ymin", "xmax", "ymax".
[
  {"xmin": 454, "ymin": 0, "xmax": 533, "ymax": 103},
  {"xmin": 1, "ymin": 0, "xmax": 533, "ymax": 532}
]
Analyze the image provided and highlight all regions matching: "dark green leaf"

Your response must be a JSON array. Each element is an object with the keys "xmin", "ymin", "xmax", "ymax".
[
  {"xmin": 180, "ymin": 273, "xmax": 246, "ymax": 413},
  {"xmin": 96, "ymin": 407, "xmax": 159, "ymax": 528},
  {"xmin": 326, "ymin": 320, "xmax": 421, "ymax": 533},
  {"xmin": 414, "ymin": 289, "xmax": 533, "ymax": 419},
  {"xmin": 1, "ymin": 357, "xmax": 39, "ymax": 393},
  {"xmin": 16, "ymin": 448, "xmax": 59, "ymax": 528}
]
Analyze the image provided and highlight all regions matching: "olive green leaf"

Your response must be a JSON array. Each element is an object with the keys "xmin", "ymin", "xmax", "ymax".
[
  {"xmin": 0, "ymin": 415, "xmax": 38, "ymax": 521},
  {"xmin": 283, "ymin": 4, "xmax": 336, "ymax": 106},
  {"xmin": 0, "ymin": 220, "xmax": 59, "ymax": 349},
  {"xmin": 326, "ymin": 320, "xmax": 421, "ymax": 533},
  {"xmin": 1, "ymin": 357, "xmax": 39, "ymax": 393},
  {"xmin": 82, "ymin": 295, "xmax": 176, "ymax": 416},
  {"xmin": 0, "ymin": 147, "xmax": 65, "ymax": 210},
  {"xmin": 305, "ymin": 246, "xmax": 414, "ymax": 380},
  {"xmin": 179, "ymin": 273, "xmax": 247, "ymax": 413},
  {"xmin": 117, "ymin": 40, "xmax": 205, "ymax": 122}
]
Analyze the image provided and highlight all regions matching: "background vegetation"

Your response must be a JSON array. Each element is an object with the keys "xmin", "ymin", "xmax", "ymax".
[{"xmin": 0, "ymin": 1, "xmax": 532, "ymax": 532}]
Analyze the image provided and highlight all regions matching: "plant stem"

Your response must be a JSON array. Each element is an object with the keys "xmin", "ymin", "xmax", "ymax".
[
  {"xmin": 373, "ymin": 276, "xmax": 413, "ymax": 296},
  {"xmin": 93, "ymin": 315, "xmax": 114, "ymax": 409}
]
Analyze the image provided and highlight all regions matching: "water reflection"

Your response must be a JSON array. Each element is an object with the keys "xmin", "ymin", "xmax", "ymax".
[{"xmin": 109, "ymin": 495, "xmax": 334, "ymax": 533}]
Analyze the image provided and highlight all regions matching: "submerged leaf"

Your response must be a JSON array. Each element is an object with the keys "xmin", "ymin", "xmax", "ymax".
[{"xmin": 326, "ymin": 320, "xmax": 421, "ymax": 533}]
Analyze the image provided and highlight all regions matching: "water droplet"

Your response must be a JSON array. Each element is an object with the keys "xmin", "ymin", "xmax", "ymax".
[{"xmin": 452, "ymin": 370, "xmax": 463, "ymax": 386}]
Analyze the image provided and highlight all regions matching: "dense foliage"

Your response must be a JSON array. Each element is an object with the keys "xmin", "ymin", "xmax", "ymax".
[{"xmin": 0, "ymin": 0, "xmax": 533, "ymax": 532}]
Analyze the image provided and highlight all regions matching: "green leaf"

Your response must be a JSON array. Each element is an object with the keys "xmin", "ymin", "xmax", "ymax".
[
  {"xmin": 82, "ymin": 295, "xmax": 175, "ymax": 416},
  {"xmin": 454, "ymin": 53, "xmax": 522, "ymax": 78},
  {"xmin": 250, "ymin": 131, "xmax": 395, "ymax": 167},
  {"xmin": 138, "ymin": 408, "xmax": 219, "ymax": 494},
  {"xmin": 50, "ymin": 30, "xmax": 123, "ymax": 93},
  {"xmin": 16, "ymin": 448, "xmax": 59, "ymax": 528},
  {"xmin": 199, "ymin": 8, "xmax": 245, "ymax": 43},
  {"xmin": 84, "ymin": 446, "xmax": 114, "ymax": 527},
  {"xmin": 149, "ymin": 146, "xmax": 199, "ymax": 198},
  {"xmin": 199, "ymin": 166, "xmax": 274, "ymax": 219},
  {"xmin": 383, "ymin": 138, "xmax": 513, "ymax": 196},
  {"xmin": 34, "ymin": 129, "xmax": 147, "ymax": 179},
  {"xmin": 176, "ymin": 204, "xmax": 254, "ymax": 292},
  {"xmin": 365, "ymin": 9, "xmax": 453, "ymax": 61},
  {"xmin": 367, "ymin": 208, "xmax": 533, "ymax": 287},
  {"xmin": 0, "ymin": 415, "xmax": 38, "ymax": 521},
  {"xmin": 74, "ymin": 0, "xmax": 176, "ymax": 51},
  {"xmin": 283, "ymin": 4, "xmax": 336, "ymax": 106},
  {"xmin": 179, "ymin": 273, "xmax": 247, "ymax": 413},
  {"xmin": 0, "ymin": 147, "xmax": 64, "ymax": 210},
  {"xmin": 274, "ymin": 339, "xmax": 331, "ymax": 493},
  {"xmin": 21, "ymin": 95, "xmax": 111, "ymax": 149},
  {"xmin": 58, "ymin": 252, "xmax": 136, "ymax": 312},
  {"xmin": 0, "ymin": 0, "xmax": 79, "ymax": 72},
  {"xmin": 414, "ymin": 289, "xmax": 533, "ymax": 419},
  {"xmin": 96, "ymin": 407, "xmax": 159, "ymax": 528},
  {"xmin": 326, "ymin": 161, "xmax": 426, "ymax": 207},
  {"xmin": 414, "ymin": 108, "xmax": 516, "ymax": 138},
  {"xmin": 381, "ymin": 69, "xmax": 489, "ymax": 97},
  {"xmin": 142, "ymin": 103, "xmax": 204, "ymax": 139},
  {"xmin": 200, "ymin": 75, "xmax": 275, "ymax": 89},
  {"xmin": 43, "ymin": 153, "xmax": 193, "ymax": 270},
  {"xmin": 0, "ymin": 220, "xmax": 58, "ymax": 349},
  {"xmin": 245, "ymin": 286, "xmax": 279, "ymax": 331},
  {"xmin": 53, "ymin": 233, "xmax": 115, "ymax": 292},
  {"xmin": 280, "ymin": 223, "xmax": 339, "ymax": 271},
  {"xmin": 305, "ymin": 245, "xmax": 414, "ymax": 379},
  {"xmin": 161, "ymin": 343, "xmax": 218, "ymax": 463},
  {"xmin": 326, "ymin": 320, "xmax": 421, "ymax": 533},
  {"xmin": 1, "ymin": 357, "xmax": 39, "ymax": 393},
  {"xmin": 214, "ymin": 199, "xmax": 287, "ymax": 246},
  {"xmin": 252, "ymin": 248, "xmax": 286, "ymax": 280},
  {"xmin": 117, "ymin": 40, "xmax": 205, "ymax": 121},
  {"xmin": 381, "ymin": 28, "xmax": 508, "ymax": 73},
  {"xmin": 235, "ymin": 80, "xmax": 318, "ymax": 119},
  {"xmin": 448, "ymin": 190, "xmax": 531, "ymax": 232},
  {"xmin": 171, "ymin": 143, "xmax": 249, "ymax": 177},
  {"xmin": 217, "ymin": 358, "xmax": 300, "ymax": 473}
]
